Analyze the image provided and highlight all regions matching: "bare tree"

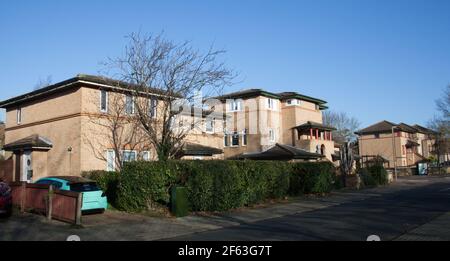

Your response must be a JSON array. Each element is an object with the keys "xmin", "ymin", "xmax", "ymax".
[
  {"xmin": 34, "ymin": 75, "xmax": 53, "ymax": 90},
  {"xmin": 104, "ymin": 32, "xmax": 236, "ymax": 161},
  {"xmin": 83, "ymin": 87, "xmax": 151, "ymax": 171},
  {"xmin": 428, "ymin": 85, "xmax": 450, "ymax": 164},
  {"xmin": 323, "ymin": 110, "xmax": 361, "ymax": 143}
]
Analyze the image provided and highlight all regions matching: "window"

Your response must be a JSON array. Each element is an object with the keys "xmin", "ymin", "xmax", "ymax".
[
  {"xmin": 224, "ymin": 133, "xmax": 230, "ymax": 147},
  {"xmin": 315, "ymin": 104, "xmax": 320, "ymax": 110},
  {"xmin": 17, "ymin": 108, "xmax": 22, "ymax": 124},
  {"xmin": 286, "ymin": 99, "xmax": 299, "ymax": 106},
  {"xmin": 122, "ymin": 150, "xmax": 137, "ymax": 164},
  {"xmin": 267, "ymin": 98, "xmax": 277, "ymax": 110},
  {"xmin": 149, "ymin": 98, "xmax": 157, "ymax": 118},
  {"xmin": 232, "ymin": 131, "xmax": 240, "ymax": 146},
  {"xmin": 125, "ymin": 95, "xmax": 134, "ymax": 114},
  {"xmin": 141, "ymin": 151, "xmax": 151, "ymax": 161},
  {"xmin": 229, "ymin": 99, "xmax": 243, "ymax": 112},
  {"xmin": 269, "ymin": 128, "xmax": 275, "ymax": 142},
  {"xmin": 205, "ymin": 118, "xmax": 215, "ymax": 133},
  {"xmin": 374, "ymin": 133, "xmax": 380, "ymax": 139},
  {"xmin": 106, "ymin": 150, "xmax": 115, "ymax": 172},
  {"xmin": 100, "ymin": 90, "xmax": 108, "ymax": 112},
  {"xmin": 242, "ymin": 129, "xmax": 248, "ymax": 146}
]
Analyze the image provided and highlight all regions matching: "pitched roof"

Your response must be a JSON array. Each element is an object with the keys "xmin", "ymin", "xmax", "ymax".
[
  {"xmin": 3, "ymin": 135, "xmax": 53, "ymax": 151},
  {"xmin": 356, "ymin": 120, "xmax": 431, "ymax": 135},
  {"xmin": 355, "ymin": 120, "xmax": 397, "ymax": 135},
  {"xmin": 294, "ymin": 121, "xmax": 336, "ymax": 131},
  {"xmin": 214, "ymin": 89, "xmax": 328, "ymax": 107},
  {"xmin": 231, "ymin": 143, "xmax": 324, "ymax": 160},
  {"xmin": 0, "ymin": 74, "xmax": 169, "ymax": 108},
  {"xmin": 411, "ymin": 124, "xmax": 438, "ymax": 135}
]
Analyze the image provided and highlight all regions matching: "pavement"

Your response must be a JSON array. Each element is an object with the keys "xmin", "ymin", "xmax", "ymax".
[{"xmin": 1, "ymin": 175, "xmax": 449, "ymax": 241}]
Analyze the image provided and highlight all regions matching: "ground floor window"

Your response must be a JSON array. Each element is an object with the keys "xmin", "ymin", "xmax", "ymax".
[
  {"xmin": 106, "ymin": 150, "xmax": 116, "ymax": 172},
  {"xmin": 232, "ymin": 131, "xmax": 240, "ymax": 146},
  {"xmin": 141, "ymin": 151, "xmax": 151, "ymax": 161},
  {"xmin": 121, "ymin": 150, "xmax": 137, "ymax": 165}
]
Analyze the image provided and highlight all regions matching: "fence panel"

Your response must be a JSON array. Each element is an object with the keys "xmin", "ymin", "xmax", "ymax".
[
  {"xmin": 24, "ymin": 184, "xmax": 49, "ymax": 213},
  {"xmin": 52, "ymin": 190, "xmax": 81, "ymax": 224}
]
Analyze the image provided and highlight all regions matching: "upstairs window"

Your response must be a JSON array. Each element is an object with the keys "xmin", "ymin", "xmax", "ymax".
[
  {"xmin": 125, "ymin": 95, "xmax": 135, "ymax": 115},
  {"xmin": 17, "ymin": 108, "xmax": 22, "ymax": 124},
  {"xmin": 267, "ymin": 98, "xmax": 277, "ymax": 110},
  {"xmin": 228, "ymin": 99, "xmax": 243, "ymax": 112},
  {"xmin": 374, "ymin": 133, "xmax": 380, "ymax": 139},
  {"xmin": 315, "ymin": 104, "xmax": 320, "ymax": 110},
  {"xmin": 286, "ymin": 99, "xmax": 300, "ymax": 106},
  {"xmin": 205, "ymin": 118, "xmax": 215, "ymax": 133},
  {"xmin": 100, "ymin": 90, "xmax": 108, "ymax": 112},
  {"xmin": 149, "ymin": 98, "xmax": 157, "ymax": 118},
  {"xmin": 269, "ymin": 128, "xmax": 275, "ymax": 142}
]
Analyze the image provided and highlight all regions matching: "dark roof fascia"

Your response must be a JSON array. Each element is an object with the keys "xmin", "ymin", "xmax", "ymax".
[
  {"xmin": 294, "ymin": 121, "xmax": 337, "ymax": 131},
  {"xmin": 214, "ymin": 89, "xmax": 281, "ymax": 101},
  {"xmin": 0, "ymin": 74, "xmax": 172, "ymax": 109},
  {"xmin": 278, "ymin": 93, "xmax": 327, "ymax": 105}
]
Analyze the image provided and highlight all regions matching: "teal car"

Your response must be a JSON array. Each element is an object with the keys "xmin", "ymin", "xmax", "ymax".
[{"xmin": 35, "ymin": 176, "xmax": 107, "ymax": 213}]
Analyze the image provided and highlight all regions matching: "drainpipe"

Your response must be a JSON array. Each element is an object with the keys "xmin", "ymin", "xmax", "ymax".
[{"xmin": 392, "ymin": 126, "xmax": 398, "ymax": 181}]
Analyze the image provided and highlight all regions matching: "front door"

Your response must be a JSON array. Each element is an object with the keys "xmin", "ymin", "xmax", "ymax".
[{"xmin": 22, "ymin": 151, "xmax": 32, "ymax": 182}]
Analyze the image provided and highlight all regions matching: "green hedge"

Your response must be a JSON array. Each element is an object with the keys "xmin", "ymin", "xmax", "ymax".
[
  {"xmin": 84, "ymin": 160, "xmax": 337, "ymax": 213},
  {"xmin": 289, "ymin": 162, "xmax": 335, "ymax": 195},
  {"xmin": 359, "ymin": 164, "xmax": 389, "ymax": 187}
]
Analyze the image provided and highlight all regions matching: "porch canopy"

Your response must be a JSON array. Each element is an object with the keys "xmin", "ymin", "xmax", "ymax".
[
  {"xmin": 293, "ymin": 121, "xmax": 336, "ymax": 140},
  {"xmin": 231, "ymin": 143, "xmax": 324, "ymax": 161},
  {"xmin": 3, "ymin": 135, "xmax": 53, "ymax": 152}
]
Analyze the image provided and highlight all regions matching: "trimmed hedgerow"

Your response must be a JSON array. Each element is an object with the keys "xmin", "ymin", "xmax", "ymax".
[
  {"xmin": 289, "ymin": 162, "xmax": 335, "ymax": 195},
  {"xmin": 111, "ymin": 160, "xmax": 336, "ymax": 213}
]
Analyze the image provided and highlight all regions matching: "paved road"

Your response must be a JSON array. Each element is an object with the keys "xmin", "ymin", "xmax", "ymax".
[
  {"xmin": 168, "ymin": 177, "xmax": 450, "ymax": 241},
  {"xmin": 1, "ymin": 176, "xmax": 449, "ymax": 241}
]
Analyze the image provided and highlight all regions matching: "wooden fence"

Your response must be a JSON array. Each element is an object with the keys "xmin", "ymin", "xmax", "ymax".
[{"xmin": 9, "ymin": 182, "xmax": 82, "ymax": 225}]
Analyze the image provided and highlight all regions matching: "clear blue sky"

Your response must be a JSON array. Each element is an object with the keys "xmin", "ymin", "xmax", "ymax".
[{"xmin": 1, "ymin": 0, "xmax": 449, "ymax": 127}]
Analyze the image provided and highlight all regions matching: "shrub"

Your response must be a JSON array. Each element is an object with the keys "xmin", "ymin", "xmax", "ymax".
[
  {"xmin": 359, "ymin": 168, "xmax": 376, "ymax": 187},
  {"xmin": 289, "ymin": 162, "xmax": 335, "ymax": 195},
  {"xmin": 367, "ymin": 164, "xmax": 389, "ymax": 186},
  {"xmin": 359, "ymin": 164, "xmax": 388, "ymax": 187},
  {"xmin": 82, "ymin": 170, "xmax": 120, "ymax": 206},
  {"xmin": 116, "ymin": 161, "xmax": 181, "ymax": 212}
]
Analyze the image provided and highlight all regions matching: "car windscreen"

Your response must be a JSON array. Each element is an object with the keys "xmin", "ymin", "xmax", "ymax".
[{"xmin": 69, "ymin": 182, "xmax": 101, "ymax": 192}]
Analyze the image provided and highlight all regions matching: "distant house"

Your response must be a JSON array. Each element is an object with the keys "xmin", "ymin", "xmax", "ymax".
[
  {"xmin": 356, "ymin": 120, "xmax": 437, "ymax": 168},
  {"xmin": 214, "ymin": 89, "xmax": 337, "ymax": 162}
]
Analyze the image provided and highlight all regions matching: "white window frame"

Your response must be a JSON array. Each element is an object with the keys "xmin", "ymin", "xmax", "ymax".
[
  {"xmin": 100, "ymin": 90, "xmax": 108, "ymax": 113},
  {"xmin": 267, "ymin": 98, "xmax": 277, "ymax": 110},
  {"xmin": 17, "ymin": 107, "xmax": 22, "ymax": 124},
  {"xmin": 231, "ymin": 131, "xmax": 240, "ymax": 147},
  {"xmin": 286, "ymin": 99, "xmax": 299, "ymax": 106},
  {"xmin": 125, "ymin": 95, "xmax": 135, "ymax": 115},
  {"xmin": 242, "ymin": 129, "xmax": 248, "ymax": 146},
  {"xmin": 141, "ymin": 151, "xmax": 151, "ymax": 161},
  {"xmin": 149, "ymin": 98, "xmax": 157, "ymax": 118},
  {"xmin": 106, "ymin": 149, "xmax": 116, "ymax": 172},
  {"xmin": 269, "ymin": 128, "xmax": 275, "ymax": 142},
  {"xmin": 205, "ymin": 118, "xmax": 215, "ymax": 133},
  {"xmin": 121, "ymin": 150, "xmax": 137, "ymax": 164},
  {"xmin": 224, "ymin": 133, "xmax": 230, "ymax": 147},
  {"xmin": 228, "ymin": 99, "xmax": 243, "ymax": 112}
]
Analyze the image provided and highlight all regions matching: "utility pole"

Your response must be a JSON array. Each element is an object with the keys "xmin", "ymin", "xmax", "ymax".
[{"xmin": 392, "ymin": 126, "xmax": 398, "ymax": 181}]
